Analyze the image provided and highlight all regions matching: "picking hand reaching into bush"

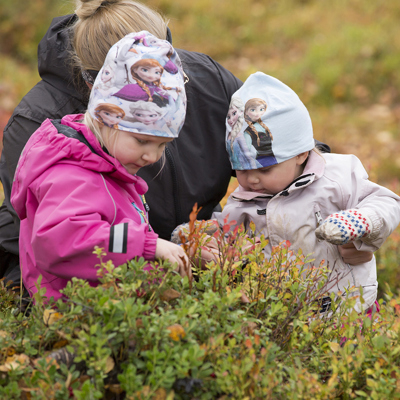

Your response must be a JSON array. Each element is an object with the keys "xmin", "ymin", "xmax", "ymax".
[
  {"xmin": 156, "ymin": 238, "xmax": 191, "ymax": 278},
  {"xmin": 171, "ymin": 217, "xmax": 261, "ymax": 271},
  {"xmin": 171, "ymin": 219, "xmax": 221, "ymax": 268}
]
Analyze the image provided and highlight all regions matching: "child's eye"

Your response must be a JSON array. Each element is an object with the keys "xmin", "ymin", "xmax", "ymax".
[
  {"xmin": 260, "ymin": 167, "xmax": 272, "ymax": 173},
  {"xmin": 136, "ymin": 138, "xmax": 147, "ymax": 144}
]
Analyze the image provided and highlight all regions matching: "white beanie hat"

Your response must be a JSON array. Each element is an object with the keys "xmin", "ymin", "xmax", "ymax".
[
  {"xmin": 226, "ymin": 72, "xmax": 314, "ymax": 170},
  {"xmin": 87, "ymin": 31, "xmax": 186, "ymax": 138}
]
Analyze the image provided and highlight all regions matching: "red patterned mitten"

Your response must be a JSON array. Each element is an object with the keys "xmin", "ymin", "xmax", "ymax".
[{"xmin": 315, "ymin": 209, "xmax": 372, "ymax": 245}]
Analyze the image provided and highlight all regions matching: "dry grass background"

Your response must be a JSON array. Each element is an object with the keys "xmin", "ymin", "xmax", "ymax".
[{"xmin": 2, "ymin": 0, "xmax": 400, "ymax": 185}]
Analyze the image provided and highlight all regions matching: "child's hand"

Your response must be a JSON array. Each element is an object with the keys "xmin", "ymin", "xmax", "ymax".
[
  {"xmin": 189, "ymin": 235, "xmax": 261, "ymax": 270},
  {"xmin": 189, "ymin": 236, "xmax": 220, "ymax": 269},
  {"xmin": 315, "ymin": 209, "xmax": 372, "ymax": 245},
  {"xmin": 155, "ymin": 238, "xmax": 192, "ymax": 278},
  {"xmin": 338, "ymin": 242, "xmax": 373, "ymax": 265},
  {"xmin": 170, "ymin": 219, "xmax": 219, "ymax": 244}
]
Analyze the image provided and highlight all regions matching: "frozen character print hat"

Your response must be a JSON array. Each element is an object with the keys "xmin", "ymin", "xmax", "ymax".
[
  {"xmin": 225, "ymin": 72, "xmax": 314, "ymax": 170},
  {"xmin": 88, "ymin": 31, "xmax": 186, "ymax": 138}
]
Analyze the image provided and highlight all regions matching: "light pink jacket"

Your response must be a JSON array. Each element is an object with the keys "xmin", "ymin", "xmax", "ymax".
[
  {"xmin": 11, "ymin": 114, "xmax": 158, "ymax": 302},
  {"xmin": 214, "ymin": 151, "xmax": 400, "ymax": 311}
]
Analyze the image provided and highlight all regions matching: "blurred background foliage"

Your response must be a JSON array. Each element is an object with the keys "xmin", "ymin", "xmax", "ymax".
[{"xmin": 0, "ymin": 0, "xmax": 399, "ymax": 295}]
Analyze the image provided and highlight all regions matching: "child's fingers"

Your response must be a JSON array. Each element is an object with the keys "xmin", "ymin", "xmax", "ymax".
[
  {"xmin": 199, "ymin": 246, "xmax": 220, "ymax": 261},
  {"xmin": 204, "ymin": 236, "xmax": 219, "ymax": 249},
  {"xmin": 176, "ymin": 264, "xmax": 192, "ymax": 279},
  {"xmin": 338, "ymin": 243, "xmax": 373, "ymax": 265},
  {"xmin": 175, "ymin": 252, "xmax": 192, "ymax": 279},
  {"xmin": 199, "ymin": 247, "xmax": 220, "ymax": 269}
]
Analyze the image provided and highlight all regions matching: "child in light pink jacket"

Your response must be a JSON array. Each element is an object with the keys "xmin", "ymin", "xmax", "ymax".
[
  {"xmin": 11, "ymin": 32, "xmax": 190, "ymax": 302},
  {"xmin": 213, "ymin": 72, "xmax": 400, "ymax": 313}
]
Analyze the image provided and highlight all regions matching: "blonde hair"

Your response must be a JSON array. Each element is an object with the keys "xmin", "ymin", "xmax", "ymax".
[
  {"xmin": 244, "ymin": 98, "xmax": 272, "ymax": 146},
  {"xmin": 72, "ymin": 0, "xmax": 169, "ymax": 71},
  {"xmin": 312, "ymin": 146, "xmax": 325, "ymax": 161},
  {"xmin": 84, "ymin": 111, "xmax": 113, "ymax": 147},
  {"xmin": 83, "ymin": 111, "xmax": 167, "ymax": 173}
]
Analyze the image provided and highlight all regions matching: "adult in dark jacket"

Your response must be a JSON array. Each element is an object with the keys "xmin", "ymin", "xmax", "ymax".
[
  {"xmin": 0, "ymin": 1, "xmax": 241, "ymax": 289},
  {"xmin": 0, "ymin": 0, "xmax": 367, "ymax": 292}
]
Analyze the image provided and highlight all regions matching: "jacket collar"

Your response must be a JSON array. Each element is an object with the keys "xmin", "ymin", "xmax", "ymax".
[{"xmin": 60, "ymin": 114, "xmax": 148, "ymax": 193}]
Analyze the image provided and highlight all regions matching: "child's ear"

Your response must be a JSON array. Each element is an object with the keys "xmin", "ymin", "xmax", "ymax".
[{"xmin": 296, "ymin": 151, "xmax": 310, "ymax": 165}]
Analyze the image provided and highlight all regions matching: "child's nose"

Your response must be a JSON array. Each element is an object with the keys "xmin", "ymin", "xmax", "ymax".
[
  {"xmin": 247, "ymin": 172, "xmax": 259, "ymax": 183},
  {"xmin": 142, "ymin": 148, "xmax": 160, "ymax": 164}
]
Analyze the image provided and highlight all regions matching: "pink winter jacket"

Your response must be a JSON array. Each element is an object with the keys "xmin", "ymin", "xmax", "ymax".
[
  {"xmin": 11, "ymin": 114, "xmax": 158, "ymax": 302},
  {"xmin": 214, "ymin": 151, "xmax": 400, "ymax": 312}
]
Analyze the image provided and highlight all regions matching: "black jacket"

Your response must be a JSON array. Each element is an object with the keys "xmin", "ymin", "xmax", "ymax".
[{"xmin": 0, "ymin": 14, "xmax": 242, "ymax": 277}]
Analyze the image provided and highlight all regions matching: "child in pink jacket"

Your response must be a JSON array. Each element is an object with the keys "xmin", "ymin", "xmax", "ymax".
[
  {"xmin": 11, "ymin": 32, "xmax": 190, "ymax": 302},
  {"xmin": 202, "ymin": 72, "xmax": 400, "ymax": 314}
]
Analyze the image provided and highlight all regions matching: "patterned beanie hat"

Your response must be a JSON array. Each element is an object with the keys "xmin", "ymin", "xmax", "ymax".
[
  {"xmin": 88, "ymin": 31, "xmax": 186, "ymax": 138},
  {"xmin": 226, "ymin": 72, "xmax": 314, "ymax": 170}
]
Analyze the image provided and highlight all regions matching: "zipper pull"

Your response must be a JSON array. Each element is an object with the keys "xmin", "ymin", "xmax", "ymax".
[
  {"xmin": 315, "ymin": 210, "xmax": 323, "ymax": 226},
  {"xmin": 140, "ymin": 195, "xmax": 152, "ymax": 232},
  {"xmin": 141, "ymin": 195, "xmax": 150, "ymax": 212}
]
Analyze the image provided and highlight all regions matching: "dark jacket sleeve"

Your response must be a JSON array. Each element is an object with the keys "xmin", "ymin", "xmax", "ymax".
[
  {"xmin": 4, "ymin": 113, "xmax": 43, "ymax": 183},
  {"xmin": 0, "ymin": 112, "xmax": 44, "ymax": 262}
]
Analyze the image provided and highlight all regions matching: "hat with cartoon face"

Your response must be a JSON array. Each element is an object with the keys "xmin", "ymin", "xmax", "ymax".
[
  {"xmin": 225, "ymin": 72, "xmax": 314, "ymax": 170},
  {"xmin": 87, "ymin": 31, "xmax": 186, "ymax": 138}
]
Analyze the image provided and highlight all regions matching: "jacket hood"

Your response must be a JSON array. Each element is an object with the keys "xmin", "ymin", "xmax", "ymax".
[
  {"xmin": 38, "ymin": 14, "xmax": 86, "ymax": 102},
  {"xmin": 12, "ymin": 114, "xmax": 148, "ymax": 220}
]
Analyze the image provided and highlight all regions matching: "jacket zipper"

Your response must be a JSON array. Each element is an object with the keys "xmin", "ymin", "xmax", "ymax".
[{"xmin": 165, "ymin": 146, "xmax": 182, "ymax": 226}]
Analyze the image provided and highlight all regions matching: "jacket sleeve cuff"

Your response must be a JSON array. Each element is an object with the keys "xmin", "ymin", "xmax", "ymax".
[
  {"xmin": 351, "ymin": 208, "xmax": 382, "ymax": 251},
  {"xmin": 143, "ymin": 231, "xmax": 158, "ymax": 260},
  {"xmin": 361, "ymin": 208, "xmax": 383, "ymax": 244}
]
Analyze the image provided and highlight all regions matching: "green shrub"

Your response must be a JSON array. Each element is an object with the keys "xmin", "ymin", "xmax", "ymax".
[{"xmin": 0, "ymin": 213, "xmax": 399, "ymax": 399}]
